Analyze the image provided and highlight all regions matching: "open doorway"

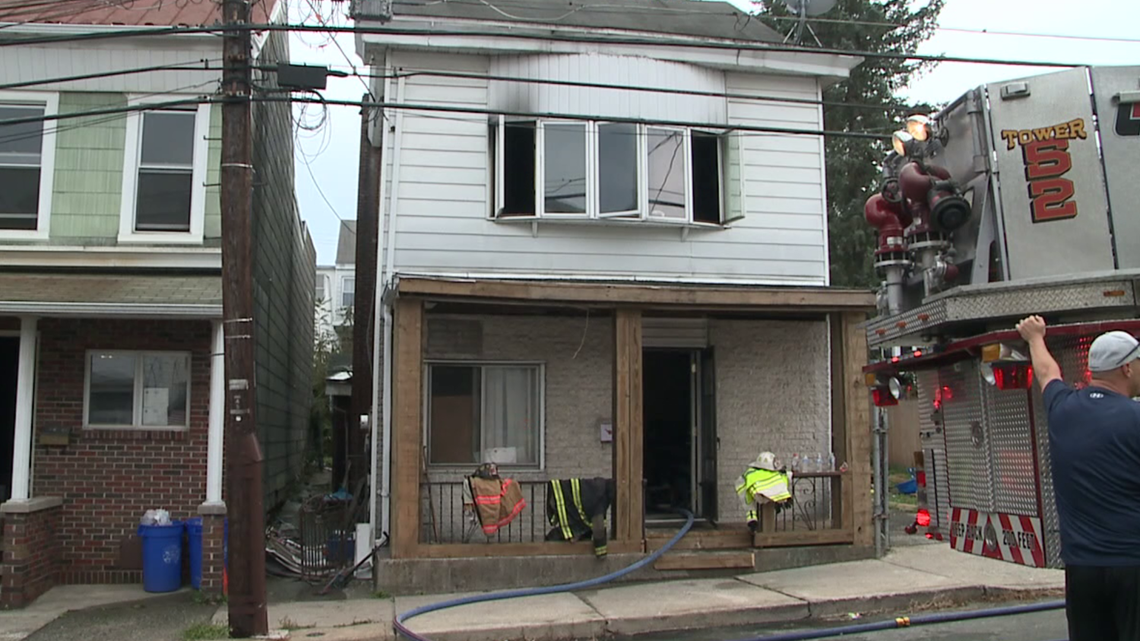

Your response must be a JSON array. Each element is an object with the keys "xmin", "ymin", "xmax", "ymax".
[
  {"xmin": 642, "ymin": 349, "xmax": 717, "ymax": 523},
  {"xmin": 0, "ymin": 337, "xmax": 18, "ymax": 503}
]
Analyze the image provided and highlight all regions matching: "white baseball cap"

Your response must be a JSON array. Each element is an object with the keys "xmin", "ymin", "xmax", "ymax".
[{"xmin": 1088, "ymin": 331, "xmax": 1140, "ymax": 373}]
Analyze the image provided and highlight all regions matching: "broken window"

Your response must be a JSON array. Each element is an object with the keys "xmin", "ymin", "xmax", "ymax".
[{"xmin": 427, "ymin": 363, "xmax": 542, "ymax": 467}]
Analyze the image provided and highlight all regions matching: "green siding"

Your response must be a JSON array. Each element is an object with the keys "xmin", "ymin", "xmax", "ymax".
[
  {"xmin": 49, "ymin": 93, "xmax": 127, "ymax": 242},
  {"xmin": 204, "ymin": 104, "xmax": 222, "ymax": 240}
]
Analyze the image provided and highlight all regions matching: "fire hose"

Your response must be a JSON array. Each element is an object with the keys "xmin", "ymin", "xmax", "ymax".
[{"xmin": 393, "ymin": 508, "xmax": 1067, "ymax": 641}]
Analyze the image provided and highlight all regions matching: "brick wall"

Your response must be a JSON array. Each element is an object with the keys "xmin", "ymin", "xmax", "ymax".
[
  {"xmin": 32, "ymin": 318, "xmax": 211, "ymax": 583},
  {"xmin": 0, "ymin": 504, "xmax": 61, "ymax": 608},
  {"xmin": 250, "ymin": 28, "xmax": 317, "ymax": 509},
  {"xmin": 710, "ymin": 319, "xmax": 831, "ymax": 523}
]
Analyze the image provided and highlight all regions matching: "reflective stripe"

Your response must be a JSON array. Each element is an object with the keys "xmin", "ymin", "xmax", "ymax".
[
  {"xmin": 570, "ymin": 478, "xmax": 589, "ymax": 525},
  {"xmin": 594, "ymin": 545, "xmax": 607, "ymax": 557},
  {"xmin": 550, "ymin": 481, "xmax": 573, "ymax": 540}
]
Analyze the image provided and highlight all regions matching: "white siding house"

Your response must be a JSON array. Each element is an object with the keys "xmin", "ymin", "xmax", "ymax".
[{"xmin": 352, "ymin": 0, "xmax": 876, "ymax": 590}]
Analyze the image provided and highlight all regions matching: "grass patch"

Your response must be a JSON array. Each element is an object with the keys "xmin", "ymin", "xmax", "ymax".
[
  {"xmin": 182, "ymin": 622, "xmax": 230, "ymax": 641},
  {"xmin": 372, "ymin": 590, "xmax": 391, "ymax": 599},
  {"xmin": 278, "ymin": 617, "xmax": 314, "ymax": 631}
]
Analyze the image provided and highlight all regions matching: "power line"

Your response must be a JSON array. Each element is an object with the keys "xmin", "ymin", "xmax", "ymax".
[
  {"xmin": 0, "ymin": 22, "xmax": 1098, "ymax": 70},
  {"xmin": 0, "ymin": 58, "xmax": 220, "ymax": 92}
]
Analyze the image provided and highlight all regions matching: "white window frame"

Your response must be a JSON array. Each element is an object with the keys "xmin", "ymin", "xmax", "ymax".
[
  {"xmin": 423, "ymin": 360, "xmax": 546, "ymax": 471},
  {"xmin": 341, "ymin": 276, "xmax": 355, "ymax": 310},
  {"xmin": 118, "ymin": 96, "xmax": 210, "ymax": 245},
  {"xmin": 315, "ymin": 274, "xmax": 328, "ymax": 304},
  {"xmin": 494, "ymin": 118, "xmax": 739, "ymax": 227},
  {"xmin": 0, "ymin": 91, "xmax": 59, "ymax": 241},
  {"xmin": 83, "ymin": 349, "xmax": 192, "ymax": 431}
]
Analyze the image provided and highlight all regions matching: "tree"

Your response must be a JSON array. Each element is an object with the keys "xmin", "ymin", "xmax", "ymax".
[{"xmin": 754, "ymin": 0, "xmax": 945, "ymax": 289}]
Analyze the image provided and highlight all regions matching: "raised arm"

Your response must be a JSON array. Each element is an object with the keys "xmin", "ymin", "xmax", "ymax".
[{"xmin": 1016, "ymin": 315, "xmax": 1062, "ymax": 391}]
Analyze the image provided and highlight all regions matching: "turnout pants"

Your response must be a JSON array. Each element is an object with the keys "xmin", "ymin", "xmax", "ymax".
[{"xmin": 1066, "ymin": 565, "xmax": 1140, "ymax": 641}]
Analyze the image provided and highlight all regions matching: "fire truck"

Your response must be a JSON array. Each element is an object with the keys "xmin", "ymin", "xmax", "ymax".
[{"xmin": 861, "ymin": 65, "xmax": 1140, "ymax": 569}]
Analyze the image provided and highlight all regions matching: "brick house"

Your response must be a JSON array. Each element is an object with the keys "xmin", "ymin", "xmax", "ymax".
[
  {"xmin": 0, "ymin": 2, "xmax": 315, "ymax": 607},
  {"xmin": 350, "ymin": 0, "xmax": 877, "ymax": 593}
]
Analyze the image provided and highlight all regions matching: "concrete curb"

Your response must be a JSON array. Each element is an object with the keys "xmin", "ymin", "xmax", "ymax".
[{"xmin": 308, "ymin": 584, "xmax": 1060, "ymax": 641}]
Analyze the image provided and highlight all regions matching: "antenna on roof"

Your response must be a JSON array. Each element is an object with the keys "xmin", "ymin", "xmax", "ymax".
[{"xmin": 772, "ymin": 0, "xmax": 836, "ymax": 46}]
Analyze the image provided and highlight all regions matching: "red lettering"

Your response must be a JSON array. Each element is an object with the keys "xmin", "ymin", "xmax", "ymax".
[
  {"xmin": 1029, "ymin": 178, "xmax": 1078, "ymax": 222},
  {"xmin": 1023, "ymin": 139, "xmax": 1073, "ymax": 180}
]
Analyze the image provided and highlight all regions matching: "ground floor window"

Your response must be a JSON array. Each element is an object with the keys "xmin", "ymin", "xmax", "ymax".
[
  {"xmin": 426, "ymin": 362, "xmax": 542, "ymax": 468},
  {"xmin": 85, "ymin": 351, "xmax": 191, "ymax": 429}
]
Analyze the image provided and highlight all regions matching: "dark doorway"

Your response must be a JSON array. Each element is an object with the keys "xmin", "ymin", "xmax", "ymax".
[
  {"xmin": 0, "ymin": 337, "xmax": 18, "ymax": 503},
  {"xmin": 642, "ymin": 350, "xmax": 694, "ymax": 519}
]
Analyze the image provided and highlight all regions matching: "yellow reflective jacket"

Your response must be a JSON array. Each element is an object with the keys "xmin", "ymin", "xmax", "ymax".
[{"xmin": 735, "ymin": 467, "xmax": 792, "ymax": 523}]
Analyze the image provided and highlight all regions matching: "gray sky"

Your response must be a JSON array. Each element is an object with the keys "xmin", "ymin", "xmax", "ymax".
[{"xmin": 290, "ymin": 0, "xmax": 1140, "ymax": 266}]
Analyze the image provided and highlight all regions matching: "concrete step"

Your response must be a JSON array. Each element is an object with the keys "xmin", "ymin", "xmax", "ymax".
[{"xmin": 653, "ymin": 550, "xmax": 756, "ymax": 571}]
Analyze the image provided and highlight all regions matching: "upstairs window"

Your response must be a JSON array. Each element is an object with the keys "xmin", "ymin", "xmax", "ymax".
[
  {"xmin": 315, "ymin": 275, "xmax": 327, "ymax": 304},
  {"xmin": 0, "ymin": 93, "xmax": 57, "ymax": 237},
  {"xmin": 341, "ymin": 276, "xmax": 355, "ymax": 309},
  {"xmin": 135, "ymin": 109, "xmax": 196, "ymax": 232},
  {"xmin": 493, "ymin": 117, "xmax": 742, "ymax": 226},
  {"xmin": 119, "ymin": 100, "xmax": 210, "ymax": 244}
]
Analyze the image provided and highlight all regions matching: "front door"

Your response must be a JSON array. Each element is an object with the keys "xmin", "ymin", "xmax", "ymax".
[{"xmin": 0, "ymin": 337, "xmax": 19, "ymax": 502}]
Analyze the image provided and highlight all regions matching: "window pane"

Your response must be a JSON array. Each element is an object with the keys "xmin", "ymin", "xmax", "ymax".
[
  {"xmin": 502, "ymin": 122, "xmax": 536, "ymax": 216},
  {"xmin": 141, "ymin": 355, "xmax": 189, "ymax": 426},
  {"xmin": 316, "ymin": 277, "xmax": 326, "ymax": 302},
  {"xmin": 482, "ymin": 367, "xmax": 538, "ymax": 466},
  {"xmin": 647, "ymin": 128, "xmax": 687, "ymax": 220},
  {"xmin": 0, "ymin": 106, "xmax": 45, "ymax": 160},
  {"xmin": 342, "ymin": 278, "xmax": 355, "ymax": 308},
  {"xmin": 89, "ymin": 353, "xmax": 136, "ymax": 425},
  {"xmin": 141, "ymin": 111, "xmax": 195, "ymax": 167},
  {"xmin": 691, "ymin": 133, "xmax": 722, "ymax": 224},
  {"xmin": 429, "ymin": 366, "xmax": 481, "ymax": 465},
  {"xmin": 136, "ymin": 170, "xmax": 192, "ymax": 231},
  {"xmin": 598, "ymin": 123, "xmax": 638, "ymax": 214},
  {"xmin": 543, "ymin": 123, "xmax": 586, "ymax": 214},
  {"xmin": 0, "ymin": 166, "xmax": 41, "ymax": 227}
]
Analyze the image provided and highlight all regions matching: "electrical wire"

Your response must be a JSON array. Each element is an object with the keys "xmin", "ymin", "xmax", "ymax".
[
  {"xmin": 0, "ymin": 22, "xmax": 1107, "ymax": 71},
  {"xmin": 0, "ymin": 58, "xmax": 220, "ymax": 92}
]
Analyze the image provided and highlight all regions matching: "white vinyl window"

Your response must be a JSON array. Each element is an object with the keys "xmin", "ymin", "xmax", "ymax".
[
  {"xmin": 119, "ymin": 98, "xmax": 210, "ymax": 244},
  {"xmin": 341, "ymin": 276, "xmax": 355, "ymax": 309},
  {"xmin": 426, "ymin": 362, "xmax": 543, "ymax": 468},
  {"xmin": 85, "ymin": 351, "xmax": 191, "ymax": 430},
  {"xmin": 0, "ymin": 92, "xmax": 58, "ymax": 239},
  {"xmin": 493, "ymin": 116, "xmax": 742, "ymax": 225},
  {"xmin": 315, "ymin": 275, "xmax": 327, "ymax": 304}
]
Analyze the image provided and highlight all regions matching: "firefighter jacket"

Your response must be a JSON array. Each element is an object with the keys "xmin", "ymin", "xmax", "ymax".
[
  {"xmin": 735, "ymin": 467, "xmax": 792, "ymax": 525},
  {"xmin": 545, "ymin": 478, "xmax": 613, "ymax": 557},
  {"xmin": 468, "ymin": 476, "xmax": 527, "ymax": 536}
]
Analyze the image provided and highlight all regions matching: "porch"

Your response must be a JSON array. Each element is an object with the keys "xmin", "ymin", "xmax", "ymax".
[
  {"xmin": 0, "ymin": 273, "xmax": 228, "ymax": 607},
  {"xmin": 383, "ymin": 276, "xmax": 874, "ymax": 578}
]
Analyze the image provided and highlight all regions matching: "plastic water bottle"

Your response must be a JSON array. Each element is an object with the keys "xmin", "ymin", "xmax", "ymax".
[
  {"xmin": 815, "ymin": 453, "xmax": 824, "ymax": 472},
  {"xmin": 828, "ymin": 452, "xmax": 836, "ymax": 472},
  {"xmin": 790, "ymin": 453, "xmax": 800, "ymax": 472}
]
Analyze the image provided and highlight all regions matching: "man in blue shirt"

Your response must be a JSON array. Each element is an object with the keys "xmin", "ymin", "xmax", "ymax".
[{"xmin": 1017, "ymin": 315, "xmax": 1140, "ymax": 641}]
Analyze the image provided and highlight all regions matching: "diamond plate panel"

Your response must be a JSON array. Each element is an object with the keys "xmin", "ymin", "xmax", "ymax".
[
  {"xmin": 916, "ymin": 370, "xmax": 951, "ymax": 529},
  {"xmin": 940, "ymin": 362, "xmax": 995, "ymax": 512},
  {"xmin": 866, "ymin": 275, "xmax": 1138, "ymax": 348},
  {"xmin": 984, "ymin": 384, "xmax": 1039, "ymax": 515}
]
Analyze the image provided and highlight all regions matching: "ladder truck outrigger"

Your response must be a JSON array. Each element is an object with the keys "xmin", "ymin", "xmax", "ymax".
[{"xmin": 861, "ymin": 65, "xmax": 1140, "ymax": 568}]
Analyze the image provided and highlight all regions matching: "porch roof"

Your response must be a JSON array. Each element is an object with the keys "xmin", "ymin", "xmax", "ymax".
[
  {"xmin": 0, "ymin": 273, "xmax": 222, "ymax": 318},
  {"xmin": 393, "ymin": 275, "xmax": 875, "ymax": 312}
]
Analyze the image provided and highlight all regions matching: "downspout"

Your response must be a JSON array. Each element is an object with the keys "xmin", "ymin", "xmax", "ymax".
[
  {"xmin": 369, "ymin": 51, "xmax": 392, "ymax": 546},
  {"xmin": 377, "ymin": 62, "xmax": 407, "ymax": 545}
]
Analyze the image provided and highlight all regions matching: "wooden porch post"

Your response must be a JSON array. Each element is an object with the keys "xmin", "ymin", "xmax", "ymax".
[
  {"xmin": 840, "ymin": 311, "xmax": 873, "ymax": 547},
  {"xmin": 613, "ymin": 308, "xmax": 644, "ymax": 546},
  {"xmin": 391, "ymin": 297, "xmax": 424, "ymax": 558}
]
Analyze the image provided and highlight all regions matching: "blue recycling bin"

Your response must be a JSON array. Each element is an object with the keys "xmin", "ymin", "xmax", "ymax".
[
  {"xmin": 187, "ymin": 517, "xmax": 229, "ymax": 590},
  {"xmin": 138, "ymin": 521, "xmax": 183, "ymax": 593}
]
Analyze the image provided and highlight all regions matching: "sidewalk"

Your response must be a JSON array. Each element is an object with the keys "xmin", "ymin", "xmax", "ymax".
[{"xmin": 213, "ymin": 544, "xmax": 1064, "ymax": 641}]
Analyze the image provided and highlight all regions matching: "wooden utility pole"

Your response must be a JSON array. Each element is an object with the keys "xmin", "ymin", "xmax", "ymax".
[
  {"xmin": 220, "ymin": 0, "xmax": 267, "ymax": 636},
  {"xmin": 351, "ymin": 97, "xmax": 380, "ymax": 491}
]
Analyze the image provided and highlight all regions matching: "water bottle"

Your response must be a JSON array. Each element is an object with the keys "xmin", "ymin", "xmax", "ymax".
[
  {"xmin": 828, "ymin": 452, "xmax": 836, "ymax": 472},
  {"xmin": 790, "ymin": 453, "xmax": 800, "ymax": 472},
  {"xmin": 815, "ymin": 452, "xmax": 824, "ymax": 472}
]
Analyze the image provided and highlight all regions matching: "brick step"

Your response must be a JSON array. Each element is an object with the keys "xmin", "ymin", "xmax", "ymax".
[{"xmin": 653, "ymin": 550, "xmax": 756, "ymax": 571}]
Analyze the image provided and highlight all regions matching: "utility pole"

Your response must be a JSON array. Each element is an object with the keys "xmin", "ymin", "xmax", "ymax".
[
  {"xmin": 221, "ymin": 0, "xmax": 267, "ymax": 636},
  {"xmin": 351, "ymin": 97, "xmax": 380, "ymax": 493}
]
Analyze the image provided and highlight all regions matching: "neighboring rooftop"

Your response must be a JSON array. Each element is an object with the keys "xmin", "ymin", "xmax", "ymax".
[
  {"xmin": 369, "ymin": 0, "xmax": 782, "ymax": 43},
  {"xmin": 2, "ymin": 0, "xmax": 272, "ymax": 27},
  {"xmin": 336, "ymin": 220, "xmax": 358, "ymax": 266}
]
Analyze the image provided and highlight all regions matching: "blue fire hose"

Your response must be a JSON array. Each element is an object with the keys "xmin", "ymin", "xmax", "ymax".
[{"xmin": 393, "ymin": 507, "xmax": 1066, "ymax": 641}]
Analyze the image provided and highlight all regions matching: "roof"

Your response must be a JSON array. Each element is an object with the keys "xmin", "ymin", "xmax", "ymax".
[
  {"xmin": 381, "ymin": 0, "xmax": 783, "ymax": 43},
  {"xmin": 336, "ymin": 221, "xmax": 358, "ymax": 266},
  {"xmin": 0, "ymin": 273, "xmax": 222, "ymax": 317},
  {"xmin": 6, "ymin": 0, "xmax": 273, "ymax": 27}
]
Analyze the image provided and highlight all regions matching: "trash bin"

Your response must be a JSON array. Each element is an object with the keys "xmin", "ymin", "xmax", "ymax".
[
  {"xmin": 138, "ymin": 521, "xmax": 183, "ymax": 593},
  {"xmin": 187, "ymin": 517, "xmax": 229, "ymax": 590}
]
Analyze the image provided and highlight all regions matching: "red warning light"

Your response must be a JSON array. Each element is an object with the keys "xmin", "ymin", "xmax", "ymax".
[{"xmin": 993, "ymin": 364, "xmax": 1033, "ymax": 390}]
